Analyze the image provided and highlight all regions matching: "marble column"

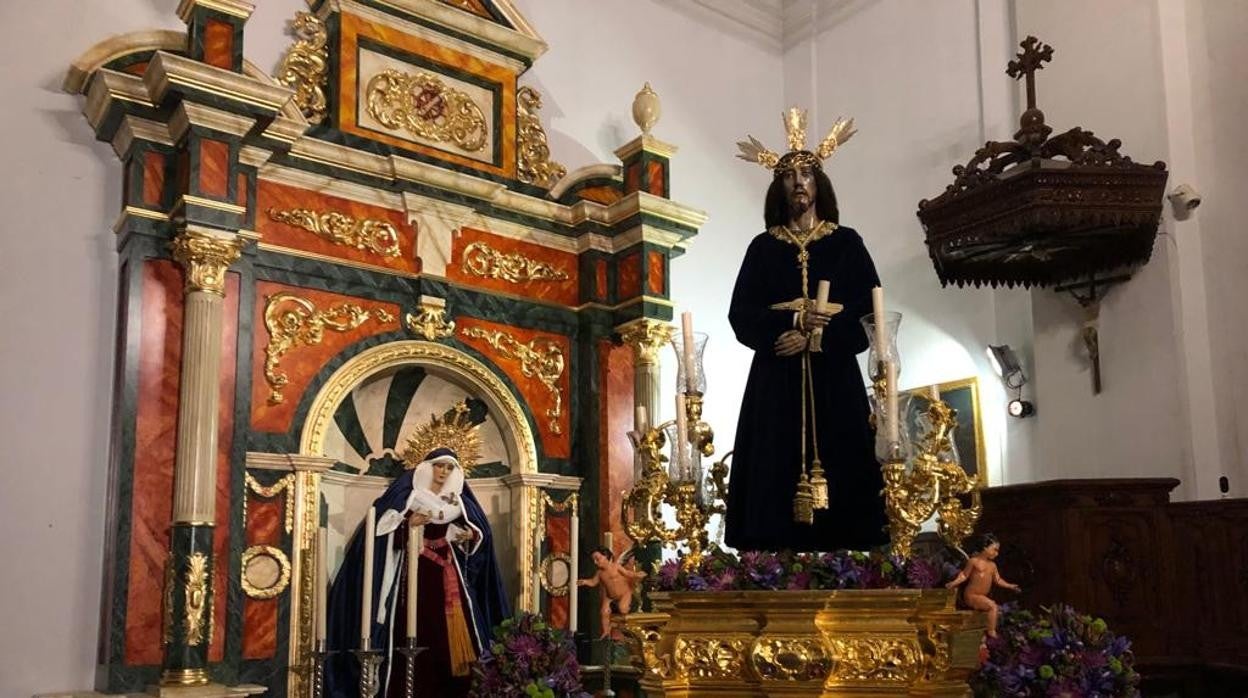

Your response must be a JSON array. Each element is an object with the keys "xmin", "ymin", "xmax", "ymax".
[
  {"xmin": 617, "ymin": 318, "xmax": 674, "ymax": 432},
  {"xmin": 161, "ymin": 227, "xmax": 243, "ymax": 686}
]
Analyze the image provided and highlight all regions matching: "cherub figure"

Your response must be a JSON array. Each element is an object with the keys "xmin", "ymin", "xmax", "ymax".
[
  {"xmin": 945, "ymin": 533, "xmax": 1021, "ymax": 638},
  {"xmin": 576, "ymin": 547, "xmax": 646, "ymax": 639}
]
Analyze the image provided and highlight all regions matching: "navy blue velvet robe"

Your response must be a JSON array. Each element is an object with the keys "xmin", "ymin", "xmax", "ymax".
[
  {"xmin": 724, "ymin": 226, "xmax": 890, "ymax": 552},
  {"xmin": 324, "ymin": 469, "xmax": 509, "ymax": 697}
]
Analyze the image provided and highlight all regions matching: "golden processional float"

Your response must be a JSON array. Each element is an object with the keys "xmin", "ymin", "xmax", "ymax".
[{"xmin": 618, "ymin": 301, "xmax": 986, "ymax": 696}]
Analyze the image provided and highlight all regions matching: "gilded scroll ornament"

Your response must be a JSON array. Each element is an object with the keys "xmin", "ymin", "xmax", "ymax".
[
  {"xmin": 462, "ymin": 241, "xmax": 569, "ymax": 284},
  {"xmin": 401, "ymin": 400, "xmax": 483, "ymax": 473},
  {"xmin": 461, "ymin": 326, "xmax": 565, "ymax": 434},
  {"xmin": 618, "ymin": 319, "xmax": 674, "ymax": 366},
  {"xmin": 184, "ymin": 552, "xmax": 210, "ymax": 647},
  {"xmin": 405, "ymin": 304, "xmax": 455, "ymax": 341},
  {"xmin": 275, "ymin": 11, "xmax": 329, "ymax": 122},
  {"xmin": 516, "ymin": 86, "xmax": 566, "ymax": 188},
  {"xmin": 267, "ymin": 207, "xmax": 401, "ymax": 258},
  {"xmin": 827, "ymin": 637, "xmax": 923, "ymax": 683},
  {"xmin": 673, "ymin": 636, "xmax": 749, "ymax": 680},
  {"xmin": 750, "ymin": 637, "xmax": 833, "ymax": 682},
  {"xmin": 240, "ymin": 545, "xmax": 292, "ymax": 600},
  {"xmin": 263, "ymin": 292, "xmax": 397, "ymax": 405},
  {"xmin": 170, "ymin": 230, "xmax": 243, "ymax": 296},
  {"xmin": 366, "ymin": 69, "xmax": 487, "ymax": 152}
]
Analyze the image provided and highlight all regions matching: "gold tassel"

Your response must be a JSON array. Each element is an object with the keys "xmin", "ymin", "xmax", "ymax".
[
  {"xmin": 793, "ymin": 473, "xmax": 815, "ymax": 525},
  {"xmin": 810, "ymin": 459, "xmax": 828, "ymax": 510},
  {"xmin": 445, "ymin": 601, "xmax": 477, "ymax": 677}
]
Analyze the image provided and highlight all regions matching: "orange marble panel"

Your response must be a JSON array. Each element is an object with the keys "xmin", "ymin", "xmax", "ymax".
[
  {"xmin": 456, "ymin": 317, "xmax": 570, "ymax": 458},
  {"xmin": 624, "ymin": 163, "xmax": 641, "ymax": 194},
  {"xmin": 337, "ymin": 12, "xmax": 517, "ymax": 178},
  {"xmin": 594, "ymin": 260, "xmax": 608, "ymax": 302},
  {"xmin": 247, "ymin": 496, "xmax": 284, "ymax": 548},
  {"xmin": 242, "ymin": 598, "xmax": 278, "ymax": 659},
  {"xmin": 142, "ymin": 151, "xmax": 165, "ymax": 207},
  {"xmin": 617, "ymin": 252, "xmax": 641, "ymax": 300},
  {"xmin": 198, "ymin": 139, "xmax": 230, "ymax": 199},
  {"xmin": 249, "ymin": 282, "xmax": 401, "ymax": 433},
  {"xmin": 125, "ymin": 260, "xmax": 183, "ymax": 666},
  {"xmin": 203, "ymin": 19, "xmax": 234, "ymax": 70},
  {"xmin": 646, "ymin": 250, "xmax": 665, "ymax": 296},
  {"xmin": 576, "ymin": 185, "xmax": 622, "ymax": 205},
  {"xmin": 647, "ymin": 160, "xmax": 666, "ymax": 196},
  {"xmin": 446, "ymin": 227, "xmax": 577, "ymax": 306},
  {"xmin": 123, "ymin": 61, "xmax": 149, "ymax": 77},
  {"xmin": 441, "ymin": 0, "xmax": 492, "ymax": 19},
  {"xmin": 256, "ymin": 179, "xmax": 418, "ymax": 274},
  {"xmin": 546, "ymin": 511, "xmax": 570, "ymax": 629},
  {"xmin": 598, "ymin": 341, "xmax": 635, "ymax": 557},
  {"xmin": 236, "ymin": 172, "xmax": 248, "ymax": 209},
  {"xmin": 209, "ymin": 272, "xmax": 239, "ymax": 662}
]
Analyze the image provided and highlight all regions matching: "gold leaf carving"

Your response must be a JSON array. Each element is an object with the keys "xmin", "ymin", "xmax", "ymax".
[
  {"xmin": 170, "ymin": 230, "xmax": 243, "ymax": 296},
  {"xmin": 243, "ymin": 473, "xmax": 295, "ymax": 534},
  {"xmin": 263, "ymin": 293, "xmax": 396, "ymax": 405},
  {"xmin": 462, "ymin": 241, "xmax": 569, "ymax": 284},
  {"xmin": 827, "ymin": 637, "xmax": 923, "ymax": 683},
  {"xmin": 618, "ymin": 319, "xmax": 674, "ymax": 366},
  {"xmin": 405, "ymin": 305, "xmax": 455, "ymax": 342},
  {"xmin": 240, "ymin": 545, "xmax": 292, "ymax": 600},
  {"xmin": 516, "ymin": 86, "xmax": 566, "ymax": 188},
  {"xmin": 275, "ymin": 12, "xmax": 328, "ymax": 122},
  {"xmin": 461, "ymin": 326, "xmax": 565, "ymax": 435},
  {"xmin": 185, "ymin": 552, "xmax": 210, "ymax": 647},
  {"xmin": 673, "ymin": 636, "xmax": 749, "ymax": 680},
  {"xmin": 366, "ymin": 69, "xmax": 487, "ymax": 152},
  {"xmin": 267, "ymin": 207, "xmax": 402, "ymax": 258},
  {"xmin": 750, "ymin": 636, "xmax": 833, "ymax": 682}
]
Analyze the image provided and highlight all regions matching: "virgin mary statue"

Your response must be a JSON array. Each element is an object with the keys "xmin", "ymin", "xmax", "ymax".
[{"xmin": 325, "ymin": 446, "xmax": 509, "ymax": 697}]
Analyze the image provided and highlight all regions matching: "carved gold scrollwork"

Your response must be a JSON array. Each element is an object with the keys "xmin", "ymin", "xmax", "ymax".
[
  {"xmin": 275, "ymin": 12, "xmax": 329, "ymax": 122},
  {"xmin": 267, "ymin": 207, "xmax": 401, "ymax": 258},
  {"xmin": 263, "ymin": 293, "xmax": 397, "ymax": 405},
  {"xmin": 461, "ymin": 326, "xmax": 565, "ymax": 434},
  {"xmin": 827, "ymin": 637, "xmax": 923, "ymax": 683},
  {"xmin": 618, "ymin": 619, "xmax": 674, "ymax": 680},
  {"xmin": 184, "ymin": 553, "xmax": 210, "ymax": 647},
  {"xmin": 750, "ymin": 636, "xmax": 833, "ymax": 682},
  {"xmin": 240, "ymin": 545, "xmax": 292, "ymax": 600},
  {"xmin": 462, "ymin": 241, "xmax": 569, "ymax": 284},
  {"xmin": 405, "ymin": 304, "xmax": 456, "ymax": 341},
  {"xmin": 516, "ymin": 86, "xmax": 566, "ymax": 188},
  {"xmin": 366, "ymin": 69, "xmax": 487, "ymax": 152},
  {"xmin": 170, "ymin": 230, "xmax": 243, "ymax": 296},
  {"xmin": 673, "ymin": 636, "xmax": 750, "ymax": 680}
]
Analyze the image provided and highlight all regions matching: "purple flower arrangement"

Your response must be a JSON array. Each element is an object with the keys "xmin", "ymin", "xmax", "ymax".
[
  {"xmin": 971, "ymin": 604, "xmax": 1140, "ymax": 698},
  {"xmin": 470, "ymin": 613, "xmax": 590, "ymax": 698},
  {"xmin": 652, "ymin": 548, "xmax": 953, "ymax": 592}
]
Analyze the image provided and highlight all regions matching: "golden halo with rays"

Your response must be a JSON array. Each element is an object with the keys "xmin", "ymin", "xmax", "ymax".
[{"xmin": 400, "ymin": 399, "xmax": 484, "ymax": 474}]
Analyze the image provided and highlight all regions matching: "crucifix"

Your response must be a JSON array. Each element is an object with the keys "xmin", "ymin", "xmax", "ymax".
[{"xmin": 1007, "ymin": 36, "xmax": 1055, "ymax": 149}]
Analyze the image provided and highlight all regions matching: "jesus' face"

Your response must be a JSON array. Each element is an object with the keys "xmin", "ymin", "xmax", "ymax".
[{"xmin": 781, "ymin": 164, "xmax": 816, "ymax": 218}]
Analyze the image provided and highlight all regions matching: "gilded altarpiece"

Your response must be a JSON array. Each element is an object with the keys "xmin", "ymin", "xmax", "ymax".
[{"xmin": 66, "ymin": 0, "xmax": 703, "ymax": 695}]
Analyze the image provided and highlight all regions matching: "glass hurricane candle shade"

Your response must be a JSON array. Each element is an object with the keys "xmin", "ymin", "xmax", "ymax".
[
  {"xmin": 662, "ymin": 422, "xmax": 701, "ymax": 485},
  {"xmin": 861, "ymin": 311, "xmax": 908, "ymax": 461},
  {"xmin": 672, "ymin": 332, "xmax": 708, "ymax": 395}
]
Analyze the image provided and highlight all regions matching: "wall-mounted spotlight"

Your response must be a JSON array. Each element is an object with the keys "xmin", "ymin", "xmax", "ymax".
[{"xmin": 987, "ymin": 344, "xmax": 1035, "ymax": 418}]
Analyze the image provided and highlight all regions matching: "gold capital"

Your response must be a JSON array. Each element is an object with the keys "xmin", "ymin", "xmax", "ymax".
[
  {"xmin": 617, "ymin": 319, "xmax": 674, "ymax": 366},
  {"xmin": 170, "ymin": 230, "xmax": 243, "ymax": 296}
]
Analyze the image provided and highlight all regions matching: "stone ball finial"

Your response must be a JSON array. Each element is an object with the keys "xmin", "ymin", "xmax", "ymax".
[{"xmin": 632, "ymin": 82, "xmax": 660, "ymax": 135}]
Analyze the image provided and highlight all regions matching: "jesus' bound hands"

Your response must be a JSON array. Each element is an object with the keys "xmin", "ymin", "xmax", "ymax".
[{"xmin": 774, "ymin": 330, "xmax": 807, "ymax": 357}]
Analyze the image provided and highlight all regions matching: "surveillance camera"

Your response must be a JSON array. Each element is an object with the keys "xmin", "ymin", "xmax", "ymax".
[{"xmin": 1168, "ymin": 184, "xmax": 1202, "ymax": 219}]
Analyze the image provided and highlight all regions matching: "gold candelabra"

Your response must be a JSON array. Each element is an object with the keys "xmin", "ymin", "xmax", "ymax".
[
  {"xmin": 872, "ymin": 373, "xmax": 982, "ymax": 558},
  {"xmin": 621, "ymin": 394, "xmax": 726, "ymax": 571}
]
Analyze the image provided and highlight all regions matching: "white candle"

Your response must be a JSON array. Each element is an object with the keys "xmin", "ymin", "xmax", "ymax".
[
  {"xmin": 316, "ymin": 529, "xmax": 328, "ymax": 644},
  {"xmin": 406, "ymin": 521, "xmax": 422, "ymax": 639},
  {"xmin": 603, "ymin": 532, "xmax": 613, "ymax": 555},
  {"xmin": 681, "ymin": 311, "xmax": 696, "ymax": 393},
  {"xmin": 360, "ymin": 508, "xmax": 375, "ymax": 649},
  {"xmin": 815, "ymin": 280, "xmax": 831, "ymax": 312},
  {"xmin": 569, "ymin": 508, "xmax": 580, "ymax": 633},
  {"xmin": 886, "ymin": 361, "xmax": 900, "ymax": 445},
  {"xmin": 635, "ymin": 405, "xmax": 648, "ymax": 434},
  {"xmin": 675, "ymin": 393, "xmax": 689, "ymax": 480},
  {"xmin": 928, "ymin": 384, "xmax": 941, "ymax": 402}
]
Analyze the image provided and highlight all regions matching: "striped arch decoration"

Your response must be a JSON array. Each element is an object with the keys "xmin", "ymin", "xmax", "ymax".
[{"xmin": 321, "ymin": 365, "xmax": 511, "ymax": 478}]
